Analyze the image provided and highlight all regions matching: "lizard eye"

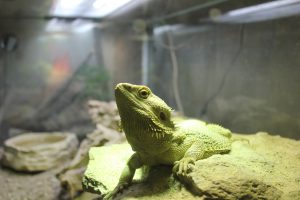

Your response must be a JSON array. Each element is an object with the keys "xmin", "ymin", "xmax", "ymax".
[
  {"xmin": 138, "ymin": 89, "xmax": 149, "ymax": 99},
  {"xmin": 159, "ymin": 112, "xmax": 167, "ymax": 121}
]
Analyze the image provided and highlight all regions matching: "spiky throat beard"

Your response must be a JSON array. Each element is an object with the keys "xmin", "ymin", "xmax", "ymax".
[{"xmin": 119, "ymin": 108, "xmax": 173, "ymax": 141}]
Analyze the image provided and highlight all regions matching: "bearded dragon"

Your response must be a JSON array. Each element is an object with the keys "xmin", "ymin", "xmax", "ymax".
[{"xmin": 103, "ymin": 83, "xmax": 232, "ymax": 199}]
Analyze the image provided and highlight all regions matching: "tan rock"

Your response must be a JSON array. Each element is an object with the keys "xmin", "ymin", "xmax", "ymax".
[
  {"xmin": 0, "ymin": 147, "xmax": 3, "ymax": 160},
  {"xmin": 87, "ymin": 100, "xmax": 120, "ymax": 130},
  {"xmin": 0, "ymin": 168, "xmax": 61, "ymax": 200},
  {"xmin": 59, "ymin": 124, "xmax": 125, "ymax": 198},
  {"xmin": 2, "ymin": 132, "xmax": 78, "ymax": 172},
  {"xmin": 82, "ymin": 132, "xmax": 300, "ymax": 200}
]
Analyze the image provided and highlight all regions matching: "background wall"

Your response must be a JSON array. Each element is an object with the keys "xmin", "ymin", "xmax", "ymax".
[
  {"xmin": 0, "ymin": 19, "xmax": 108, "ymax": 142},
  {"xmin": 0, "ymin": 15, "xmax": 300, "ymax": 142},
  {"xmin": 93, "ymin": 24, "xmax": 142, "ymax": 90},
  {"xmin": 149, "ymin": 16, "xmax": 300, "ymax": 138}
]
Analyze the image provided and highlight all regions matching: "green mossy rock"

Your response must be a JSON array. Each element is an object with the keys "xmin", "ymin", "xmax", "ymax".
[
  {"xmin": 83, "ymin": 133, "xmax": 300, "ymax": 200},
  {"xmin": 82, "ymin": 143, "xmax": 144, "ymax": 195}
]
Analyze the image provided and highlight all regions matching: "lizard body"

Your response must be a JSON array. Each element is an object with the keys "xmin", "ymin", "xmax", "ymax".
[{"xmin": 104, "ymin": 83, "xmax": 232, "ymax": 199}]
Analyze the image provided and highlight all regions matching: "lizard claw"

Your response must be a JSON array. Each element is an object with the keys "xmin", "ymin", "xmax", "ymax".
[
  {"xmin": 102, "ymin": 182, "xmax": 129, "ymax": 200},
  {"xmin": 172, "ymin": 157, "xmax": 195, "ymax": 179}
]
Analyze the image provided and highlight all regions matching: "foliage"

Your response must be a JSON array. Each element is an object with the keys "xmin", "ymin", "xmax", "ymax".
[{"xmin": 75, "ymin": 64, "xmax": 111, "ymax": 101}]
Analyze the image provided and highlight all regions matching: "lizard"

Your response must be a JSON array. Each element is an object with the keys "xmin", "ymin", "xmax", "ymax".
[{"xmin": 103, "ymin": 83, "xmax": 232, "ymax": 199}]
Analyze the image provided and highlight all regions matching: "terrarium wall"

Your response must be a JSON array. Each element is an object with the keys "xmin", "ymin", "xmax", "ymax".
[
  {"xmin": 93, "ymin": 24, "xmax": 142, "ymax": 88},
  {"xmin": 1, "ymin": 15, "xmax": 299, "ymax": 142},
  {"xmin": 149, "ymin": 17, "xmax": 300, "ymax": 139},
  {"xmin": 0, "ymin": 20, "xmax": 112, "ymax": 142}
]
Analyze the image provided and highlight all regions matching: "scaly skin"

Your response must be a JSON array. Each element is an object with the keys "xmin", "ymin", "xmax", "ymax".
[{"xmin": 103, "ymin": 83, "xmax": 232, "ymax": 199}]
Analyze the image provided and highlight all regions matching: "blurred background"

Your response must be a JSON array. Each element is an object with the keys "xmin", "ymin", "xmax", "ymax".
[
  {"xmin": 0, "ymin": 0, "xmax": 300, "ymax": 199},
  {"xmin": 1, "ymin": 0, "xmax": 300, "ymax": 141}
]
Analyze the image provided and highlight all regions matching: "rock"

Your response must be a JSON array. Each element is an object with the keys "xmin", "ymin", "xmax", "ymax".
[
  {"xmin": 63, "ymin": 124, "xmax": 125, "ymax": 171},
  {"xmin": 75, "ymin": 192, "xmax": 99, "ymax": 200},
  {"xmin": 0, "ymin": 167, "xmax": 61, "ymax": 200},
  {"xmin": 0, "ymin": 147, "xmax": 3, "ymax": 160},
  {"xmin": 82, "ymin": 132, "xmax": 300, "ymax": 200},
  {"xmin": 87, "ymin": 100, "xmax": 120, "ymax": 130},
  {"xmin": 2, "ymin": 132, "xmax": 78, "ymax": 172},
  {"xmin": 59, "ymin": 124, "xmax": 125, "ymax": 198},
  {"xmin": 82, "ymin": 143, "xmax": 145, "ymax": 195},
  {"xmin": 60, "ymin": 167, "xmax": 87, "ymax": 198}
]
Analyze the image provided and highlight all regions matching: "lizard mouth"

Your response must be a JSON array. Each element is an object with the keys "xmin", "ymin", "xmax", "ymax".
[{"xmin": 115, "ymin": 84, "xmax": 145, "ymax": 112}]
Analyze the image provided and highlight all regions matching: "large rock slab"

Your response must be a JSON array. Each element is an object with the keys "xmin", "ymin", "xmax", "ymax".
[
  {"xmin": 59, "ymin": 124, "xmax": 125, "ymax": 198},
  {"xmin": 2, "ymin": 132, "xmax": 78, "ymax": 172},
  {"xmin": 82, "ymin": 143, "xmax": 144, "ymax": 195},
  {"xmin": 83, "ymin": 133, "xmax": 300, "ymax": 200}
]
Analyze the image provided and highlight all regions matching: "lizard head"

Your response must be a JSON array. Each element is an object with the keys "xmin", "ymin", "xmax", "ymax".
[{"xmin": 115, "ymin": 83, "xmax": 175, "ymax": 138}]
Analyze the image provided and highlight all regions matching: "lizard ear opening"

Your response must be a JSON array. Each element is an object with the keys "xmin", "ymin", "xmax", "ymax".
[{"xmin": 159, "ymin": 112, "xmax": 167, "ymax": 121}]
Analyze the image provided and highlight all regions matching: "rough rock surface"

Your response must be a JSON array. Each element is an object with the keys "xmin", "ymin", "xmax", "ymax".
[
  {"xmin": 0, "ymin": 167, "xmax": 61, "ymax": 200},
  {"xmin": 82, "ymin": 143, "xmax": 144, "ymax": 195},
  {"xmin": 82, "ymin": 132, "xmax": 300, "ymax": 200},
  {"xmin": 87, "ymin": 100, "xmax": 120, "ymax": 130},
  {"xmin": 59, "ymin": 124, "xmax": 125, "ymax": 197},
  {"xmin": 57, "ymin": 100, "xmax": 125, "ymax": 199},
  {"xmin": 2, "ymin": 132, "xmax": 78, "ymax": 172},
  {"xmin": 0, "ymin": 147, "xmax": 3, "ymax": 160}
]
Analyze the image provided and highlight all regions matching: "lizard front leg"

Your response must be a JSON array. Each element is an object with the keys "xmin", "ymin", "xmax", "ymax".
[
  {"xmin": 103, "ymin": 153, "xmax": 143, "ymax": 200},
  {"xmin": 172, "ymin": 140, "xmax": 204, "ymax": 178}
]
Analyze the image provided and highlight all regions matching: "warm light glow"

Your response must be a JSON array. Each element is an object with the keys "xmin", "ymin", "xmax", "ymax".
[{"xmin": 48, "ymin": 55, "xmax": 72, "ymax": 87}]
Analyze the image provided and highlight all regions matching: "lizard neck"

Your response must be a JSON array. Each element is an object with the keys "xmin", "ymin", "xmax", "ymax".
[{"xmin": 120, "ymin": 110, "xmax": 174, "ymax": 153}]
